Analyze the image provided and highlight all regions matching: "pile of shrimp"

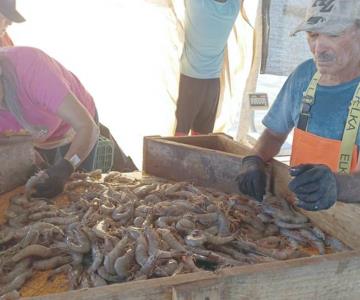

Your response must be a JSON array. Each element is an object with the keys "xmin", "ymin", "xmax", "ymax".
[{"xmin": 0, "ymin": 170, "xmax": 350, "ymax": 298}]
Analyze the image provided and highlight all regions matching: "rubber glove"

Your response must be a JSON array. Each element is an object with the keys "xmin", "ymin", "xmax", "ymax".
[
  {"xmin": 236, "ymin": 155, "xmax": 266, "ymax": 202},
  {"xmin": 32, "ymin": 158, "xmax": 74, "ymax": 198},
  {"xmin": 289, "ymin": 164, "xmax": 337, "ymax": 211}
]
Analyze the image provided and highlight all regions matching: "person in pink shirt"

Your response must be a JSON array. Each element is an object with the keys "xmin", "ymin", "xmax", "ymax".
[{"xmin": 0, "ymin": 46, "xmax": 99, "ymax": 197}]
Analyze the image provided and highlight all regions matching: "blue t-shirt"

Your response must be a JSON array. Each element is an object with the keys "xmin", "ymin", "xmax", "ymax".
[
  {"xmin": 180, "ymin": 0, "xmax": 240, "ymax": 79},
  {"xmin": 263, "ymin": 59, "xmax": 360, "ymax": 146}
]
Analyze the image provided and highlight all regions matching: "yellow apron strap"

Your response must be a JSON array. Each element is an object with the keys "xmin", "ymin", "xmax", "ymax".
[
  {"xmin": 338, "ymin": 84, "xmax": 360, "ymax": 174},
  {"xmin": 297, "ymin": 72, "xmax": 321, "ymax": 131},
  {"xmin": 303, "ymin": 71, "xmax": 321, "ymax": 103},
  {"xmin": 299, "ymin": 71, "xmax": 360, "ymax": 174}
]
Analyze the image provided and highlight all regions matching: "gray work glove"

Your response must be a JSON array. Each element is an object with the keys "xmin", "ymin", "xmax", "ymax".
[
  {"xmin": 236, "ymin": 155, "xmax": 267, "ymax": 202},
  {"xmin": 32, "ymin": 158, "xmax": 74, "ymax": 198},
  {"xmin": 289, "ymin": 164, "xmax": 337, "ymax": 211}
]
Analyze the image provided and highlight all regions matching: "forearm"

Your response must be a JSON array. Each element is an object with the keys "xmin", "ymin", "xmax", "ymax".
[
  {"xmin": 253, "ymin": 129, "xmax": 288, "ymax": 162},
  {"xmin": 64, "ymin": 123, "xmax": 99, "ymax": 167},
  {"xmin": 57, "ymin": 92, "xmax": 100, "ymax": 168},
  {"xmin": 335, "ymin": 172, "xmax": 360, "ymax": 203}
]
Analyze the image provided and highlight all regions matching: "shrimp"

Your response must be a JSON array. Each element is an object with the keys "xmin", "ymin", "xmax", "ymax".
[
  {"xmin": 154, "ymin": 259, "xmax": 178, "ymax": 277},
  {"xmin": 89, "ymin": 272, "xmax": 107, "ymax": 287},
  {"xmin": 155, "ymin": 216, "xmax": 180, "ymax": 228},
  {"xmin": 274, "ymin": 219, "xmax": 310, "ymax": 229},
  {"xmin": 0, "ymin": 290, "xmax": 20, "ymax": 300},
  {"xmin": 114, "ymin": 248, "xmax": 135, "ymax": 279},
  {"xmin": 33, "ymin": 256, "xmax": 72, "ymax": 271},
  {"xmin": 192, "ymin": 212, "xmax": 218, "ymax": 226},
  {"xmin": 175, "ymin": 218, "xmax": 195, "ymax": 234},
  {"xmin": 112, "ymin": 202, "xmax": 134, "ymax": 225},
  {"xmin": 97, "ymin": 266, "xmax": 123, "ymax": 283},
  {"xmin": 11, "ymin": 245, "xmax": 58, "ymax": 262},
  {"xmin": 88, "ymin": 241, "xmax": 104, "ymax": 273},
  {"xmin": 135, "ymin": 232, "xmax": 149, "ymax": 267},
  {"xmin": 66, "ymin": 225, "xmax": 91, "ymax": 254},
  {"xmin": 299, "ymin": 229, "xmax": 325, "ymax": 255},
  {"xmin": 184, "ymin": 230, "xmax": 207, "ymax": 247},
  {"xmin": 104, "ymin": 235, "xmax": 129, "ymax": 274},
  {"xmin": 0, "ymin": 269, "xmax": 32, "ymax": 296},
  {"xmin": 0, "ymin": 258, "xmax": 31, "ymax": 284}
]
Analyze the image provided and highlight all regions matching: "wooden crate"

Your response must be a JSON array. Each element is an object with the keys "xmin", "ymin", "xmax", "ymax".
[
  {"xmin": 143, "ymin": 133, "xmax": 360, "ymax": 249},
  {"xmin": 0, "ymin": 135, "xmax": 35, "ymax": 194},
  {"xmin": 23, "ymin": 134, "xmax": 360, "ymax": 299}
]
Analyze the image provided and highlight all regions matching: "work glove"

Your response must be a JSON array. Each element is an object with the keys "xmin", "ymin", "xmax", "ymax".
[
  {"xmin": 236, "ymin": 155, "xmax": 267, "ymax": 202},
  {"xmin": 289, "ymin": 164, "xmax": 337, "ymax": 211},
  {"xmin": 31, "ymin": 158, "xmax": 74, "ymax": 198}
]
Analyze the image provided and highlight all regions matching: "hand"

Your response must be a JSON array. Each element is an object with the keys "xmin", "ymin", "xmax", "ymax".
[
  {"xmin": 31, "ymin": 158, "xmax": 74, "ymax": 198},
  {"xmin": 289, "ymin": 164, "xmax": 337, "ymax": 211},
  {"xmin": 236, "ymin": 155, "xmax": 267, "ymax": 202}
]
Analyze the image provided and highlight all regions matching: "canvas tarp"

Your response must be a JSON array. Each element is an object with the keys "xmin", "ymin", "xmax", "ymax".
[
  {"xmin": 144, "ymin": 0, "xmax": 255, "ymax": 135},
  {"xmin": 261, "ymin": 0, "xmax": 312, "ymax": 76}
]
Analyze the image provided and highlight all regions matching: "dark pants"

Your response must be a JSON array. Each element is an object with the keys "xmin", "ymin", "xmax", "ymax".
[
  {"xmin": 36, "ymin": 142, "xmax": 98, "ymax": 172},
  {"xmin": 175, "ymin": 74, "xmax": 220, "ymax": 134},
  {"xmin": 36, "ymin": 111, "xmax": 99, "ymax": 172}
]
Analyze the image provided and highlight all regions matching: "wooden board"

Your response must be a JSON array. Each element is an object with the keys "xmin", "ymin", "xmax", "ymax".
[
  {"xmin": 0, "ymin": 136, "xmax": 35, "ymax": 194},
  {"xmin": 143, "ymin": 134, "xmax": 249, "ymax": 194},
  {"xmin": 3, "ymin": 134, "xmax": 360, "ymax": 299},
  {"xmin": 28, "ymin": 251, "xmax": 360, "ymax": 300}
]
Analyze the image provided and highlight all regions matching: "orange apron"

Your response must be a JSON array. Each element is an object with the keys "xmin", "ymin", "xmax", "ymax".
[
  {"xmin": 290, "ymin": 128, "xmax": 358, "ymax": 173},
  {"xmin": 290, "ymin": 72, "xmax": 360, "ymax": 174}
]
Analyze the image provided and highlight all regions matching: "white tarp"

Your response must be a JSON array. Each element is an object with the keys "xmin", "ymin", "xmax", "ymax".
[
  {"xmin": 261, "ymin": 0, "xmax": 312, "ymax": 76},
  {"xmin": 11, "ymin": 0, "xmax": 255, "ymax": 167}
]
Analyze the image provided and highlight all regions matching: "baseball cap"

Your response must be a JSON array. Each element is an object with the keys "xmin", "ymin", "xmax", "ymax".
[
  {"xmin": 291, "ymin": 0, "xmax": 360, "ymax": 36},
  {"xmin": 0, "ymin": 0, "xmax": 25, "ymax": 23}
]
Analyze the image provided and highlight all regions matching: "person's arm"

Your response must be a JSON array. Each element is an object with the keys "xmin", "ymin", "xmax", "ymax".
[
  {"xmin": 30, "ymin": 92, "xmax": 99, "ymax": 198},
  {"xmin": 56, "ymin": 92, "xmax": 99, "ymax": 168},
  {"xmin": 335, "ymin": 172, "xmax": 360, "ymax": 203},
  {"xmin": 252, "ymin": 128, "xmax": 288, "ymax": 162}
]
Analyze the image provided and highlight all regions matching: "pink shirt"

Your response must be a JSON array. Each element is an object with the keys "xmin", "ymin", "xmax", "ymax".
[{"xmin": 0, "ymin": 47, "xmax": 96, "ymax": 146}]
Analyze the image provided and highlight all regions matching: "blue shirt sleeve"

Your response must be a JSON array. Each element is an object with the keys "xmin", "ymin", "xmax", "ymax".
[{"xmin": 262, "ymin": 59, "xmax": 316, "ymax": 134}]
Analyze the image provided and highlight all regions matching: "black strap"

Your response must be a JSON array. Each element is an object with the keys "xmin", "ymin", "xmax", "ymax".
[{"xmin": 297, "ymin": 101, "xmax": 312, "ymax": 131}]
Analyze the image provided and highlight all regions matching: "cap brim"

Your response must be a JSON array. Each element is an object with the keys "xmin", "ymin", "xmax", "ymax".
[
  {"xmin": 290, "ymin": 20, "xmax": 352, "ymax": 37},
  {"xmin": 3, "ymin": 10, "xmax": 25, "ymax": 23},
  {"xmin": 290, "ymin": 21, "xmax": 307, "ymax": 36}
]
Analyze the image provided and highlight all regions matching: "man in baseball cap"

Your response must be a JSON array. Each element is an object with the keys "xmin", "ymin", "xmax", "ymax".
[
  {"xmin": 0, "ymin": 0, "xmax": 25, "ymax": 23},
  {"xmin": 236, "ymin": 0, "xmax": 360, "ymax": 211}
]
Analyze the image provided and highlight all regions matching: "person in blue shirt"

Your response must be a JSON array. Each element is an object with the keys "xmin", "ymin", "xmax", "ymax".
[
  {"xmin": 174, "ymin": 0, "xmax": 241, "ymax": 136},
  {"xmin": 236, "ymin": 0, "xmax": 360, "ymax": 211}
]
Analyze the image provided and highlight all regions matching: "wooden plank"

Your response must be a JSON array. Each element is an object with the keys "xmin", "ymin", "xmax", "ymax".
[
  {"xmin": 172, "ymin": 283, "xmax": 224, "ymax": 300},
  {"xmin": 143, "ymin": 135, "xmax": 246, "ymax": 194},
  {"xmin": 28, "ymin": 251, "xmax": 360, "ymax": 300},
  {"xmin": 0, "ymin": 138, "xmax": 35, "ymax": 194}
]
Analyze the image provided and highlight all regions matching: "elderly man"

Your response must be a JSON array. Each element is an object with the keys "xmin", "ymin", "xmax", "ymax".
[
  {"xmin": 0, "ymin": 0, "xmax": 25, "ymax": 46},
  {"xmin": 174, "ymin": 0, "xmax": 241, "ymax": 136},
  {"xmin": 236, "ymin": 0, "xmax": 360, "ymax": 211}
]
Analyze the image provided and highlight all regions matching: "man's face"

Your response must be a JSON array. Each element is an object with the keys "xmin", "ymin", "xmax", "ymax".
[
  {"xmin": 0, "ymin": 12, "xmax": 11, "ymax": 37},
  {"xmin": 307, "ymin": 25, "xmax": 360, "ymax": 76}
]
